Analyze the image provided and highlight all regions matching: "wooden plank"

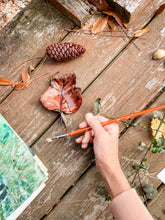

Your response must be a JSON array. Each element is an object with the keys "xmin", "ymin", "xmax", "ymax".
[
  {"xmin": 0, "ymin": 0, "xmax": 74, "ymax": 102},
  {"xmin": 45, "ymin": 93, "xmax": 165, "ymax": 220},
  {"xmin": 1, "ymin": 0, "xmax": 163, "ymax": 145},
  {"xmin": 0, "ymin": 0, "xmax": 32, "ymax": 29},
  {"xmin": 148, "ymin": 185, "xmax": 165, "ymax": 220},
  {"xmin": 18, "ymin": 8, "xmax": 165, "ymax": 219},
  {"xmin": 48, "ymin": 0, "xmax": 96, "ymax": 27}
]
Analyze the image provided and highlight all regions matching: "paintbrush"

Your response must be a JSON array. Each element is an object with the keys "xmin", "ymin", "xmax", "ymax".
[{"xmin": 46, "ymin": 104, "xmax": 165, "ymax": 142}]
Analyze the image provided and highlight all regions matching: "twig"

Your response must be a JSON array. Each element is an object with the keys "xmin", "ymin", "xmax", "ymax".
[
  {"xmin": 65, "ymin": 29, "xmax": 128, "ymax": 38},
  {"xmin": 131, "ymin": 117, "xmax": 165, "ymax": 184},
  {"xmin": 24, "ymin": 199, "xmax": 90, "ymax": 212}
]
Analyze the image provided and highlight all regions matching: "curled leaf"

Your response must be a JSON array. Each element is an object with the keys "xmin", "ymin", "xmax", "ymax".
[
  {"xmin": 103, "ymin": 11, "xmax": 124, "ymax": 27},
  {"xmin": 154, "ymin": 4, "xmax": 165, "ymax": 18},
  {"xmin": 0, "ymin": 78, "xmax": 15, "ymax": 86},
  {"xmin": 92, "ymin": 15, "xmax": 109, "ymax": 34},
  {"xmin": 22, "ymin": 70, "xmax": 30, "ymax": 83},
  {"xmin": 108, "ymin": 17, "xmax": 115, "ymax": 30},
  {"xmin": 40, "ymin": 72, "xmax": 82, "ymax": 114},
  {"xmin": 133, "ymin": 26, "xmax": 151, "ymax": 37}
]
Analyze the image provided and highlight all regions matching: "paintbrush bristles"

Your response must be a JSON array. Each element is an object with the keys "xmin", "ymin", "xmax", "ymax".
[{"xmin": 46, "ymin": 138, "xmax": 53, "ymax": 143}]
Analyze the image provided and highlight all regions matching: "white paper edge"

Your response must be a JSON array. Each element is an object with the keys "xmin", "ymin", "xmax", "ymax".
[
  {"xmin": 6, "ymin": 183, "xmax": 46, "ymax": 220},
  {"xmin": 157, "ymin": 168, "xmax": 165, "ymax": 184}
]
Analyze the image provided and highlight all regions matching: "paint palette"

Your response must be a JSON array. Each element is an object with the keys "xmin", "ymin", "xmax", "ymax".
[{"xmin": 0, "ymin": 114, "xmax": 48, "ymax": 220}]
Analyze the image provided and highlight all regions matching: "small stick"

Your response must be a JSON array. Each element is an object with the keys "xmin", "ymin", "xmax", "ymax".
[{"xmin": 46, "ymin": 104, "xmax": 165, "ymax": 142}]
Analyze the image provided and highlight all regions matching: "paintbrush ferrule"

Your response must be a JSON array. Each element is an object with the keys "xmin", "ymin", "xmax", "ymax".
[{"xmin": 46, "ymin": 134, "xmax": 68, "ymax": 142}]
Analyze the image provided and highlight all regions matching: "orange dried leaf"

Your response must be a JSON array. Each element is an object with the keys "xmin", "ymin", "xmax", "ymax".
[
  {"xmin": 40, "ymin": 72, "xmax": 82, "ymax": 114},
  {"xmin": 0, "ymin": 78, "xmax": 15, "ymax": 86},
  {"xmin": 14, "ymin": 82, "xmax": 29, "ymax": 91},
  {"xmin": 82, "ymin": 23, "xmax": 93, "ymax": 31},
  {"xmin": 133, "ymin": 26, "xmax": 151, "ymax": 37},
  {"xmin": 92, "ymin": 15, "xmax": 109, "ymax": 34},
  {"xmin": 154, "ymin": 4, "xmax": 165, "ymax": 18},
  {"xmin": 107, "ymin": 17, "xmax": 115, "ymax": 30},
  {"xmin": 103, "ymin": 11, "xmax": 124, "ymax": 27},
  {"xmin": 22, "ymin": 70, "xmax": 30, "ymax": 83}
]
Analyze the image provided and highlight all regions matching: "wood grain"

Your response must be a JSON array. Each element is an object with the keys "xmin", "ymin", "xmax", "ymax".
[
  {"xmin": 18, "ymin": 8, "xmax": 165, "ymax": 219},
  {"xmin": 48, "ymin": 0, "xmax": 96, "ymax": 27},
  {"xmin": 0, "ymin": 0, "xmax": 164, "ymax": 219},
  {"xmin": 45, "ymin": 92, "xmax": 165, "ymax": 220},
  {"xmin": 0, "ymin": 0, "xmax": 74, "ymax": 102}
]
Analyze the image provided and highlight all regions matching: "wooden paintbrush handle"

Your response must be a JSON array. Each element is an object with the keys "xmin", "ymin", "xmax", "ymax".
[{"xmin": 68, "ymin": 104, "xmax": 165, "ymax": 137}]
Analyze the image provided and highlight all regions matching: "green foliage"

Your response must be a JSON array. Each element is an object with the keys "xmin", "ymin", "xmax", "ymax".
[
  {"xmin": 132, "ymin": 161, "xmax": 147, "ymax": 172},
  {"xmin": 123, "ymin": 118, "xmax": 131, "ymax": 127},
  {"xmin": 142, "ymin": 184, "xmax": 157, "ymax": 199},
  {"xmin": 105, "ymin": 194, "xmax": 111, "ymax": 201},
  {"xmin": 150, "ymin": 137, "xmax": 165, "ymax": 153},
  {"xmin": 133, "ymin": 122, "xmax": 141, "ymax": 127}
]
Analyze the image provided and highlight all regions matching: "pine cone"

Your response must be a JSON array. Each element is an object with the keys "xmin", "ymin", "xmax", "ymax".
[{"xmin": 46, "ymin": 43, "xmax": 86, "ymax": 61}]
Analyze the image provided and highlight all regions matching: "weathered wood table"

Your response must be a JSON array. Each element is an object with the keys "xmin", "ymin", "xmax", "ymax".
[{"xmin": 0, "ymin": 0, "xmax": 165, "ymax": 219}]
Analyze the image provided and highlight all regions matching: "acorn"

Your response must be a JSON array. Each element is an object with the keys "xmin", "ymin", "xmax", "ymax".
[{"xmin": 152, "ymin": 49, "xmax": 165, "ymax": 60}]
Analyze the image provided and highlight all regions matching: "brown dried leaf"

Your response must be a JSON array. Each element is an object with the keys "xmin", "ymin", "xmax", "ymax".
[
  {"xmin": 154, "ymin": 4, "xmax": 165, "ymax": 18},
  {"xmin": 14, "ymin": 82, "xmax": 29, "ymax": 91},
  {"xmin": 107, "ymin": 17, "xmax": 114, "ymax": 30},
  {"xmin": 133, "ymin": 26, "xmax": 151, "ymax": 37},
  {"xmin": 92, "ymin": 15, "xmax": 109, "ymax": 34},
  {"xmin": 88, "ymin": 0, "xmax": 111, "ymax": 11},
  {"xmin": 22, "ymin": 70, "xmax": 30, "ymax": 83},
  {"xmin": 0, "ymin": 78, "xmax": 15, "ymax": 86},
  {"xmin": 82, "ymin": 23, "xmax": 93, "ymax": 31},
  {"xmin": 103, "ymin": 11, "xmax": 124, "ymax": 27},
  {"xmin": 40, "ymin": 72, "xmax": 82, "ymax": 114}
]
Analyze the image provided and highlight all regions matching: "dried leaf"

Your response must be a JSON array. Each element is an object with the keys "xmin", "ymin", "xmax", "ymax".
[
  {"xmin": 151, "ymin": 118, "xmax": 165, "ymax": 141},
  {"xmin": 154, "ymin": 4, "xmax": 165, "ymax": 18},
  {"xmin": 92, "ymin": 15, "xmax": 109, "ymax": 34},
  {"xmin": 94, "ymin": 98, "xmax": 101, "ymax": 115},
  {"xmin": 103, "ymin": 11, "xmax": 124, "ymax": 27},
  {"xmin": 88, "ymin": 0, "xmax": 111, "ymax": 11},
  {"xmin": 107, "ymin": 17, "xmax": 115, "ymax": 30},
  {"xmin": 82, "ymin": 23, "xmax": 93, "ymax": 31},
  {"xmin": 133, "ymin": 26, "xmax": 151, "ymax": 37},
  {"xmin": 22, "ymin": 70, "xmax": 30, "ymax": 83},
  {"xmin": 153, "ymin": 110, "xmax": 164, "ymax": 118},
  {"xmin": 0, "ymin": 78, "xmax": 15, "ymax": 86},
  {"xmin": 14, "ymin": 82, "xmax": 29, "ymax": 91},
  {"xmin": 40, "ymin": 72, "xmax": 82, "ymax": 114}
]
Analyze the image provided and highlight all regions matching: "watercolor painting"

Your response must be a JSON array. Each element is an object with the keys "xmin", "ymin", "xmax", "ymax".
[{"xmin": 0, "ymin": 114, "xmax": 48, "ymax": 220}]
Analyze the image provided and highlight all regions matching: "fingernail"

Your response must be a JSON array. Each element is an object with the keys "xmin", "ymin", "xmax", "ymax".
[
  {"xmin": 86, "ymin": 113, "xmax": 94, "ymax": 120},
  {"xmin": 82, "ymin": 144, "xmax": 87, "ymax": 149}
]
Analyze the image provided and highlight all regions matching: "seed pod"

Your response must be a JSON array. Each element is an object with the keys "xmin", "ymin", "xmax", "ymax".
[
  {"xmin": 46, "ymin": 42, "xmax": 86, "ymax": 61},
  {"xmin": 152, "ymin": 49, "xmax": 165, "ymax": 60}
]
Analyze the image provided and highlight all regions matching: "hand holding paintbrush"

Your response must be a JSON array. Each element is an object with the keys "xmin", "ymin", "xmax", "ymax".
[{"xmin": 47, "ymin": 104, "xmax": 165, "ymax": 142}]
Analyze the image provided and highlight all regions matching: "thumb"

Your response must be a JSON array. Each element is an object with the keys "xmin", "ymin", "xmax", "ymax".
[{"xmin": 85, "ymin": 113, "xmax": 105, "ymax": 136}]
